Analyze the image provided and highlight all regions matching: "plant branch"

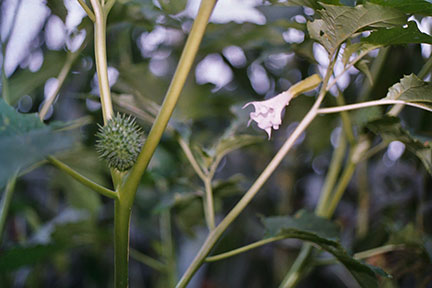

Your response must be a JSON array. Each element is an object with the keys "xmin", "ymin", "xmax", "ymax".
[
  {"xmin": 0, "ymin": 175, "xmax": 17, "ymax": 241},
  {"xmin": 48, "ymin": 157, "xmax": 117, "ymax": 199},
  {"xmin": 77, "ymin": 0, "xmax": 96, "ymax": 22},
  {"xmin": 39, "ymin": 47, "xmax": 83, "ymax": 121},
  {"xmin": 317, "ymin": 99, "xmax": 432, "ymax": 114},
  {"xmin": 205, "ymin": 236, "xmax": 285, "ymax": 262},
  {"xmin": 204, "ymin": 177, "xmax": 215, "ymax": 230},
  {"xmin": 130, "ymin": 248, "xmax": 166, "ymax": 272},
  {"xmin": 176, "ymin": 59, "xmax": 332, "ymax": 288},
  {"xmin": 90, "ymin": 0, "xmax": 114, "ymax": 124},
  {"xmin": 177, "ymin": 136, "xmax": 206, "ymax": 181},
  {"xmin": 121, "ymin": 0, "xmax": 217, "ymax": 206}
]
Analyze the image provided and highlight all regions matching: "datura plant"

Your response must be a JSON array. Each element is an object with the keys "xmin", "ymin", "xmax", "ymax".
[{"xmin": 1, "ymin": 1, "xmax": 432, "ymax": 288}]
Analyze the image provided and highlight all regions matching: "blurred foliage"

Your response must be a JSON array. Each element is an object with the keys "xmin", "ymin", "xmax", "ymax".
[{"xmin": 0, "ymin": 0, "xmax": 432, "ymax": 287}]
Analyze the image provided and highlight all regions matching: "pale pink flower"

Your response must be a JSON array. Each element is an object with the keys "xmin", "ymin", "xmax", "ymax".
[{"xmin": 243, "ymin": 91, "xmax": 293, "ymax": 139}]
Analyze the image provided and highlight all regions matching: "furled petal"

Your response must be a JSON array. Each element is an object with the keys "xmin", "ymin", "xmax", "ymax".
[{"xmin": 242, "ymin": 91, "xmax": 293, "ymax": 139}]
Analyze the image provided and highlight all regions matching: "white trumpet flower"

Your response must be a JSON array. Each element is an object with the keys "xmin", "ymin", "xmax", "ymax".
[{"xmin": 243, "ymin": 91, "xmax": 293, "ymax": 139}]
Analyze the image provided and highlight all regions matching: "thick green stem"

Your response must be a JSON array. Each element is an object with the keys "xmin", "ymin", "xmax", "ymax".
[
  {"xmin": 121, "ymin": 0, "xmax": 217, "ymax": 208},
  {"xmin": 114, "ymin": 199, "xmax": 131, "ymax": 288},
  {"xmin": 0, "ymin": 175, "xmax": 17, "ymax": 241}
]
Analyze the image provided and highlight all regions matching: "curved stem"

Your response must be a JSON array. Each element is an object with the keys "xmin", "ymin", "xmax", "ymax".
[
  {"xmin": 315, "ymin": 134, "xmax": 347, "ymax": 216},
  {"xmin": 0, "ymin": 175, "xmax": 17, "ymax": 241},
  {"xmin": 279, "ymin": 244, "xmax": 313, "ymax": 288},
  {"xmin": 39, "ymin": 49, "xmax": 81, "ymax": 121},
  {"xmin": 317, "ymin": 99, "xmax": 432, "ymax": 114},
  {"xmin": 48, "ymin": 157, "xmax": 118, "ymax": 199},
  {"xmin": 205, "ymin": 236, "xmax": 285, "ymax": 262}
]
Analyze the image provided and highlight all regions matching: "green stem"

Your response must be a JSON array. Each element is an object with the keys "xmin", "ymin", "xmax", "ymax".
[
  {"xmin": 279, "ymin": 245, "xmax": 313, "ymax": 288},
  {"xmin": 48, "ymin": 157, "xmax": 117, "ymax": 199},
  {"xmin": 114, "ymin": 200, "xmax": 131, "ymax": 288},
  {"xmin": 39, "ymin": 49, "xmax": 81, "ymax": 121},
  {"xmin": 121, "ymin": 0, "xmax": 217, "ymax": 206},
  {"xmin": 204, "ymin": 178, "xmax": 215, "ymax": 230},
  {"xmin": 176, "ymin": 61, "xmax": 332, "ymax": 288},
  {"xmin": 130, "ymin": 248, "xmax": 166, "ymax": 272},
  {"xmin": 77, "ymin": 0, "xmax": 96, "ymax": 22},
  {"xmin": 205, "ymin": 236, "xmax": 285, "ymax": 262},
  {"xmin": 315, "ymin": 134, "xmax": 347, "ymax": 216},
  {"xmin": 112, "ymin": 1, "xmax": 217, "ymax": 287},
  {"xmin": 161, "ymin": 210, "xmax": 176, "ymax": 287},
  {"xmin": 0, "ymin": 175, "xmax": 17, "ymax": 241},
  {"xmin": 317, "ymin": 99, "xmax": 432, "ymax": 114},
  {"xmin": 90, "ymin": 0, "xmax": 114, "ymax": 124}
]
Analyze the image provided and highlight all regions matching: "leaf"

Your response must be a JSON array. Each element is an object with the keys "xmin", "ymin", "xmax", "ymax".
[
  {"xmin": 0, "ymin": 99, "xmax": 80, "ymax": 187},
  {"xmin": 281, "ymin": 0, "xmax": 342, "ymax": 9},
  {"xmin": 384, "ymin": 74, "xmax": 432, "ymax": 103},
  {"xmin": 367, "ymin": 116, "xmax": 432, "ymax": 175},
  {"xmin": 363, "ymin": 21, "xmax": 432, "ymax": 46},
  {"xmin": 307, "ymin": 3, "xmax": 406, "ymax": 55},
  {"xmin": 355, "ymin": 59, "xmax": 373, "ymax": 85},
  {"xmin": 368, "ymin": 0, "xmax": 432, "ymax": 16},
  {"xmin": 262, "ymin": 210, "xmax": 381, "ymax": 288},
  {"xmin": 0, "ymin": 244, "xmax": 62, "ymax": 272},
  {"xmin": 158, "ymin": 0, "xmax": 187, "ymax": 15},
  {"xmin": 343, "ymin": 21, "xmax": 432, "ymax": 66},
  {"xmin": 46, "ymin": 0, "xmax": 68, "ymax": 22}
]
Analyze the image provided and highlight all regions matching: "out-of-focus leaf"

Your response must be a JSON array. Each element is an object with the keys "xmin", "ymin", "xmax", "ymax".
[
  {"xmin": 213, "ymin": 174, "xmax": 245, "ymax": 198},
  {"xmin": 355, "ymin": 59, "xmax": 373, "ymax": 85},
  {"xmin": 281, "ymin": 0, "xmax": 342, "ymax": 9},
  {"xmin": 367, "ymin": 116, "xmax": 432, "ymax": 175},
  {"xmin": 368, "ymin": 0, "xmax": 432, "ymax": 16},
  {"xmin": 350, "ymin": 106, "xmax": 382, "ymax": 129},
  {"xmin": 262, "ymin": 210, "xmax": 381, "ymax": 288},
  {"xmin": 213, "ymin": 134, "xmax": 263, "ymax": 159},
  {"xmin": 307, "ymin": 3, "xmax": 406, "ymax": 55},
  {"xmin": 158, "ymin": 0, "xmax": 187, "ymax": 15},
  {"xmin": 8, "ymin": 51, "xmax": 65, "ymax": 105},
  {"xmin": 46, "ymin": 0, "xmax": 68, "ymax": 22},
  {"xmin": 0, "ymin": 244, "xmax": 61, "ymax": 272},
  {"xmin": 0, "ymin": 99, "xmax": 80, "ymax": 187}
]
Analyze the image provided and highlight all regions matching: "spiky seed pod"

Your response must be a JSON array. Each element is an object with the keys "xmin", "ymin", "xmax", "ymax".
[{"xmin": 95, "ymin": 113, "xmax": 144, "ymax": 172}]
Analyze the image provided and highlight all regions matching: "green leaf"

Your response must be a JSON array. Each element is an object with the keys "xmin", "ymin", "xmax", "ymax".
[
  {"xmin": 367, "ymin": 116, "xmax": 432, "ymax": 175},
  {"xmin": 307, "ymin": 3, "xmax": 406, "ymax": 55},
  {"xmin": 262, "ymin": 210, "xmax": 381, "ymax": 288},
  {"xmin": 0, "ymin": 99, "xmax": 80, "ymax": 187},
  {"xmin": 368, "ymin": 0, "xmax": 432, "ymax": 16},
  {"xmin": 0, "ymin": 244, "xmax": 62, "ymax": 271},
  {"xmin": 384, "ymin": 74, "xmax": 432, "ymax": 103},
  {"xmin": 158, "ymin": 0, "xmax": 187, "ymax": 15},
  {"xmin": 46, "ymin": 0, "xmax": 68, "ymax": 22},
  {"xmin": 355, "ymin": 59, "xmax": 373, "ymax": 85},
  {"xmin": 343, "ymin": 21, "xmax": 432, "ymax": 65},
  {"xmin": 363, "ymin": 21, "xmax": 432, "ymax": 46}
]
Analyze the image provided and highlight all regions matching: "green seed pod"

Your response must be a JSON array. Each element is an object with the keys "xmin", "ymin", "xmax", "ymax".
[{"xmin": 95, "ymin": 113, "xmax": 144, "ymax": 172}]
